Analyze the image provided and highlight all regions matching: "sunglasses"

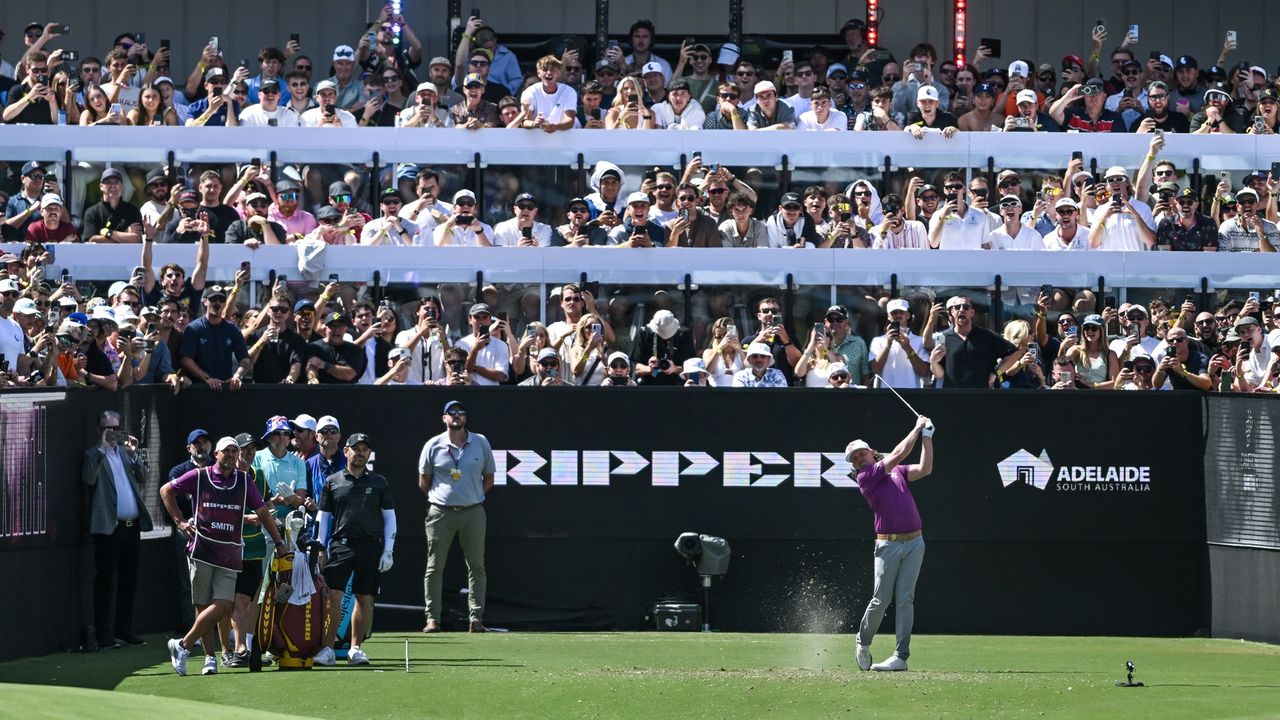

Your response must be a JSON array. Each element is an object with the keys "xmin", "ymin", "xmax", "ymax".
[
  {"xmin": 516, "ymin": 202, "xmax": 537, "ymax": 210},
  {"xmin": 1148, "ymin": 93, "xmax": 1168, "ymax": 101},
  {"xmin": 538, "ymin": 360, "xmax": 560, "ymax": 367},
  {"xmin": 654, "ymin": 184, "xmax": 674, "ymax": 191},
  {"xmin": 883, "ymin": 75, "xmax": 901, "ymax": 83},
  {"xmin": 1057, "ymin": 318, "xmax": 1076, "ymax": 325},
  {"xmin": 568, "ymin": 206, "xmax": 589, "ymax": 214},
  {"xmin": 949, "ymin": 303, "xmax": 973, "ymax": 311},
  {"xmin": 331, "ymin": 194, "xmax": 352, "ymax": 204},
  {"xmin": 609, "ymin": 361, "xmax": 630, "ymax": 369},
  {"xmin": 796, "ymin": 70, "xmax": 815, "ymax": 77},
  {"xmin": 455, "ymin": 199, "xmax": 476, "ymax": 207},
  {"xmin": 919, "ymin": 194, "xmax": 939, "ymax": 202},
  {"xmin": 261, "ymin": 87, "xmax": 280, "ymax": 95},
  {"xmin": 781, "ymin": 204, "xmax": 802, "ymax": 211},
  {"xmin": 565, "ymin": 66, "xmax": 583, "ymax": 72},
  {"xmin": 248, "ymin": 200, "xmax": 270, "ymax": 208},
  {"xmin": 853, "ymin": 190, "xmax": 872, "ymax": 197},
  {"xmin": 1195, "ymin": 318, "xmax": 1217, "ymax": 325},
  {"xmin": 708, "ymin": 188, "xmax": 728, "ymax": 194},
  {"xmin": 269, "ymin": 306, "xmax": 290, "ymax": 313},
  {"xmin": 999, "ymin": 200, "xmax": 1021, "ymax": 208},
  {"xmin": 719, "ymin": 93, "xmax": 739, "ymax": 100},
  {"xmin": 829, "ymin": 373, "xmax": 851, "ymax": 381},
  {"xmin": 470, "ymin": 59, "xmax": 491, "ymax": 66},
  {"xmin": 998, "ymin": 179, "xmax": 1020, "ymax": 188},
  {"xmin": 1168, "ymin": 336, "xmax": 1187, "ymax": 343},
  {"xmin": 1057, "ymin": 208, "xmax": 1078, "ymax": 215},
  {"xmin": 943, "ymin": 184, "xmax": 964, "ymax": 191},
  {"xmin": 829, "ymin": 73, "xmax": 848, "ymax": 80}
]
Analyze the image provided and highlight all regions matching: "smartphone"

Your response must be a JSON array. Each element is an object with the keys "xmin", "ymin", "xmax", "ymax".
[
  {"xmin": 478, "ymin": 324, "xmax": 490, "ymax": 337},
  {"xmin": 633, "ymin": 225, "xmax": 649, "ymax": 235},
  {"xmin": 209, "ymin": 35, "xmax": 220, "ymax": 52},
  {"xmin": 472, "ymin": 7, "xmax": 482, "ymax": 18},
  {"xmin": 1249, "ymin": 291, "xmax": 1261, "ymax": 303},
  {"xmin": 1067, "ymin": 326, "xmax": 1078, "ymax": 337},
  {"xmin": 1128, "ymin": 24, "xmax": 1139, "ymax": 42},
  {"xmin": 1040, "ymin": 284, "xmax": 1053, "ymax": 299},
  {"xmin": 525, "ymin": 325, "xmax": 536, "ymax": 338},
  {"xmin": 1129, "ymin": 324, "xmax": 1139, "ymax": 339},
  {"xmin": 240, "ymin": 261, "xmax": 251, "ymax": 275},
  {"xmin": 0, "ymin": 355, "xmax": 9, "ymax": 373},
  {"xmin": 872, "ymin": 49, "xmax": 892, "ymax": 61},
  {"xmin": 1104, "ymin": 295, "xmax": 1116, "ymax": 309},
  {"xmin": 250, "ymin": 157, "xmax": 262, "ymax": 170},
  {"xmin": 521, "ymin": 226, "xmax": 533, "ymax": 239},
  {"xmin": 1094, "ymin": 18, "xmax": 1106, "ymax": 32},
  {"xmin": 110, "ymin": 103, "xmax": 122, "ymax": 114},
  {"xmin": 643, "ymin": 168, "xmax": 657, "ymax": 183},
  {"xmin": 1057, "ymin": 370, "xmax": 1072, "ymax": 384},
  {"xmin": 813, "ymin": 323, "xmax": 825, "ymax": 339},
  {"xmin": 1255, "ymin": 116, "xmax": 1266, "ymax": 133},
  {"xmin": 1072, "ymin": 152, "xmax": 1084, "ymax": 165},
  {"xmin": 290, "ymin": 33, "xmax": 300, "ymax": 45},
  {"xmin": 1227, "ymin": 30, "xmax": 1237, "ymax": 45},
  {"xmin": 782, "ymin": 50, "xmax": 793, "ymax": 63},
  {"xmin": 979, "ymin": 38, "xmax": 1002, "ymax": 58},
  {"xmin": 607, "ymin": 39, "xmax": 619, "ymax": 51},
  {"xmin": 57, "ymin": 24, "xmax": 71, "ymax": 34},
  {"xmin": 135, "ymin": 32, "xmax": 146, "ymax": 45},
  {"xmin": 678, "ymin": 208, "xmax": 689, "ymax": 221},
  {"xmin": 239, "ymin": 58, "xmax": 249, "ymax": 69},
  {"xmin": 328, "ymin": 273, "xmax": 340, "ymax": 283},
  {"xmin": 692, "ymin": 151, "xmax": 702, "ymax": 161},
  {"xmin": 160, "ymin": 38, "xmax": 170, "ymax": 51},
  {"xmin": 63, "ymin": 50, "xmax": 79, "ymax": 62},
  {"xmin": 591, "ymin": 323, "xmax": 602, "ymax": 338},
  {"xmin": 268, "ymin": 118, "xmax": 278, "ymax": 127}
]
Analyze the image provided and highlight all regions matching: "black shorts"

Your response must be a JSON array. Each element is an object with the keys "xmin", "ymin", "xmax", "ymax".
[
  {"xmin": 323, "ymin": 538, "xmax": 381, "ymax": 596},
  {"xmin": 235, "ymin": 557, "xmax": 265, "ymax": 597}
]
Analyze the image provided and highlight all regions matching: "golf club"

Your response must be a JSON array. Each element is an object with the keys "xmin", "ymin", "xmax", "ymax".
[{"xmin": 876, "ymin": 374, "xmax": 935, "ymax": 435}]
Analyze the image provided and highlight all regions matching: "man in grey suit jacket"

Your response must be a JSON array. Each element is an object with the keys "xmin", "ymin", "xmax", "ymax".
[{"xmin": 82, "ymin": 410, "xmax": 154, "ymax": 651}]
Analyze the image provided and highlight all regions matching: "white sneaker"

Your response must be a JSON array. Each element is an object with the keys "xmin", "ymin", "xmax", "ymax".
[
  {"xmin": 167, "ymin": 638, "xmax": 188, "ymax": 676},
  {"xmin": 201, "ymin": 655, "xmax": 219, "ymax": 675},
  {"xmin": 313, "ymin": 646, "xmax": 336, "ymax": 666},
  {"xmin": 856, "ymin": 645, "xmax": 872, "ymax": 671},
  {"xmin": 348, "ymin": 647, "xmax": 369, "ymax": 665},
  {"xmin": 871, "ymin": 655, "xmax": 908, "ymax": 672}
]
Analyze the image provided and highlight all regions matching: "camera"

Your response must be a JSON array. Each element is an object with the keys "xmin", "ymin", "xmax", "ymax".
[{"xmin": 657, "ymin": 357, "xmax": 672, "ymax": 372}]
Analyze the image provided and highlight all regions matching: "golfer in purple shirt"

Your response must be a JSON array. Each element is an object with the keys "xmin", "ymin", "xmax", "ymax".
[{"xmin": 846, "ymin": 414, "xmax": 934, "ymax": 672}]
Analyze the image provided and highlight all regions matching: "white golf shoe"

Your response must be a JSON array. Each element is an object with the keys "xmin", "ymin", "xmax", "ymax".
[
  {"xmin": 348, "ymin": 646, "xmax": 369, "ymax": 665},
  {"xmin": 201, "ymin": 655, "xmax": 218, "ymax": 675},
  {"xmin": 167, "ymin": 638, "xmax": 188, "ymax": 676},
  {"xmin": 313, "ymin": 646, "xmax": 336, "ymax": 666},
  {"xmin": 871, "ymin": 655, "xmax": 908, "ymax": 672},
  {"xmin": 855, "ymin": 644, "xmax": 872, "ymax": 671}
]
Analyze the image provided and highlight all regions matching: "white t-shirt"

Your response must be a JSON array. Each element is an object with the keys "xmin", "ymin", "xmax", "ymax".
[
  {"xmin": 393, "ymin": 328, "xmax": 446, "ymax": 385},
  {"xmin": 1042, "ymin": 225, "xmax": 1091, "ymax": 250},
  {"xmin": 1109, "ymin": 335, "xmax": 1161, "ymax": 360},
  {"xmin": 796, "ymin": 109, "xmax": 848, "ymax": 131},
  {"xmin": 786, "ymin": 94, "xmax": 813, "ymax": 116},
  {"xmin": 0, "ymin": 315, "xmax": 25, "ymax": 367},
  {"xmin": 625, "ymin": 53, "xmax": 673, "ymax": 82},
  {"xmin": 239, "ymin": 104, "xmax": 301, "ymax": 127},
  {"xmin": 299, "ymin": 107, "xmax": 358, "ymax": 127},
  {"xmin": 360, "ymin": 217, "xmax": 422, "ymax": 245},
  {"xmin": 1088, "ymin": 198, "xmax": 1155, "ymax": 251},
  {"xmin": 989, "ymin": 223, "xmax": 1044, "ymax": 250},
  {"xmin": 492, "ymin": 219, "xmax": 555, "ymax": 247},
  {"xmin": 103, "ymin": 84, "xmax": 141, "ymax": 115},
  {"xmin": 394, "ymin": 105, "xmax": 454, "ymax": 127},
  {"xmin": 648, "ymin": 206, "xmax": 678, "ymax": 225},
  {"xmin": 456, "ymin": 333, "xmax": 511, "ymax": 385},
  {"xmin": 869, "ymin": 332, "xmax": 927, "ymax": 388},
  {"xmin": 931, "ymin": 207, "xmax": 991, "ymax": 249},
  {"xmin": 433, "ymin": 221, "xmax": 495, "ymax": 246},
  {"xmin": 520, "ymin": 83, "xmax": 578, "ymax": 124},
  {"xmin": 547, "ymin": 320, "xmax": 575, "ymax": 349},
  {"xmin": 651, "ymin": 101, "xmax": 706, "ymax": 129}
]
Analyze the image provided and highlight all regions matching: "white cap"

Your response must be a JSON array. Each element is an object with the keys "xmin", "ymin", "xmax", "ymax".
[
  {"xmin": 114, "ymin": 309, "xmax": 140, "ymax": 327},
  {"xmin": 745, "ymin": 342, "xmax": 773, "ymax": 360},
  {"xmin": 215, "ymin": 436, "xmax": 238, "ymax": 453},
  {"xmin": 626, "ymin": 191, "xmax": 651, "ymax": 205},
  {"xmin": 107, "ymin": 281, "xmax": 129, "ymax": 299},
  {"xmin": 641, "ymin": 61, "xmax": 663, "ymax": 76},
  {"xmin": 90, "ymin": 306, "xmax": 116, "ymax": 323},
  {"xmin": 1070, "ymin": 170, "xmax": 1093, "ymax": 186},
  {"xmin": 290, "ymin": 414, "xmax": 318, "ymax": 432},
  {"xmin": 332, "ymin": 45, "xmax": 356, "ymax": 62},
  {"xmin": 1104, "ymin": 166, "xmax": 1129, "ymax": 181},
  {"xmin": 886, "ymin": 298, "xmax": 910, "ymax": 314},
  {"xmin": 844, "ymin": 439, "xmax": 871, "ymax": 462},
  {"xmin": 315, "ymin": 79, "xmax": 338, "ymax": 93},
  {"xmin": 13, "ymin": 298, "xmax": 41, "ymax": 316},
  {"xmin": 607, "ymin": 350, "xmax": 630, "ymax": 365},
  {"xmin": 717, "ymin": 43, "xmax": 741, "ymax": 67},
  {"xmin": 415, "ymin": 81, "xmax": 437, "ymax": 95},
  {"xmin": 453, "ymin": 189, "xmax": 476, "ymax": 203},
  {"xmin": 388, "ymin": 346, "xmax": 411, "ymax": 362},
  {"xmin": 316, "ymin": 415, "xmax": 340, "ymax": 432},
  {"xmin": 1054, "ymin": 197, "xmax": 1080, "ymax": 210},
  {"xmin": 1007, "ymin": 60, "xmax": 1030, "ymax": 77},
  {"xmin": 535, "ymin": 347, "xmax": 559, "ymax": 362},
  {"xmin": 826, "ymin": 361, "xmax": 849, "ymax": 376},
  {"xmin": 753, "ymin": 80, "xmax": 777, "ymax": 96},
  {"xmin": 1015, "ymin": 89, "xmax": 1038, "ymax": 105},
  {"xmin": 681, "ymin": 357, "xmax": 709, "ymax": 376},
  {"xmin": 39, "ymin": 193, "xmax": 64, "ymax": 209},
  {"xmin": 916, "ymin": 85, "xmax": 939, "ymax": 102}
]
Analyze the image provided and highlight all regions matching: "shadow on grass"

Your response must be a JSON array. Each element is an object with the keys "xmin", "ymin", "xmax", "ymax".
[{"xmin": 0, "ymin": 635, "xmax": 170, "ymax": 691}]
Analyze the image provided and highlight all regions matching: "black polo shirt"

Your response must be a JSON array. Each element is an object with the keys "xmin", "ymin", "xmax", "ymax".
[
  {"xmin": 249, "ymin": 327, "xmax": 307, "ymax": 383},
  {"xmin": 304, "ymin": 338, "xmax": 367, "ymax": 383},
  {"xmin": 939, "ymin": 326, "xmax": 1018, "ymax": 388},
  {"xmin": 319, "ymin": 469, "xmax": 394, "ymax": 542},
  {"xmin": 82, "ymin": 200, "xmax": 144, "ymax": 240}
]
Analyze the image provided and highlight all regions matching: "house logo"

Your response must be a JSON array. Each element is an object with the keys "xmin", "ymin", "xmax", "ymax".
[
  {"xmin": 998, "ymin": 449, "xmax": 1054, "ymax": 490},
  {"xmin": 997, "ymin": 449, "xmax": 1152, "ymax": 493}
]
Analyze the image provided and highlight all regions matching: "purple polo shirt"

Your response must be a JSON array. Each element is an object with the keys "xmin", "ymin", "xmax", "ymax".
[{"xmin": 855, "ymin": 460, "xmax": 922, "ymax": 535}]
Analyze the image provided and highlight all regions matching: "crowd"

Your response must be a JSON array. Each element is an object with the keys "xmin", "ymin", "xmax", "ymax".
[
  {"xmin": 2, "ymin": 16, "xmax": 1277, "ymax": 135},
  {"xmin": 1, "ymin": 17, "xmax": 1278, "ymax": 393}
]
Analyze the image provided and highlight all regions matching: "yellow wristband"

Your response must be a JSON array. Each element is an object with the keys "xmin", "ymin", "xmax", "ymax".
[
  {"xmin": 463, "ymin": 34, "xmax": 474, "ymax": 42},
  {"xmin": 197, "ymin": 63, "xmax": 206, "ymax": 73}
]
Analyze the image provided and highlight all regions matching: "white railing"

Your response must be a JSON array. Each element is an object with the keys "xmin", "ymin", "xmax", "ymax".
[{"xmin": 10, "ymin": 244, "xmax": 1274, "ymax": 292}]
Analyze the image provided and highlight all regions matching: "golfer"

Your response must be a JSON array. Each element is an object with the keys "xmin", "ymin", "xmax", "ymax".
[{"xmin": 846, "ymin": 414, "xmax": 934, "ymax": 672}]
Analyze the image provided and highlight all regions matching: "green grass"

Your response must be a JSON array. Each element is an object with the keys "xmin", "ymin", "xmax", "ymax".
[{"xmin": 2, "ymin": 633, "xmax": 1278, "ymax": 720}]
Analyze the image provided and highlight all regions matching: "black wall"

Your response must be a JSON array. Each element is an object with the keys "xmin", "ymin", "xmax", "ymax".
[{"xmin": 0, "ymin": 387, "xmax": 1210, "ymax": 660}]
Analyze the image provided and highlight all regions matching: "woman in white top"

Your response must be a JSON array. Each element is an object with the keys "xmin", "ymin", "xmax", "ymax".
[
  {"xmin": 795, "ymin": 324, "xmax": 840, "ymax": 387},
  {"xmin": 702, "ymin": 317, "xmax": 746, "ymax": 387},
  {"xmin": 564, "ymin": 314, "xmax": 610, "ymax": 387}
]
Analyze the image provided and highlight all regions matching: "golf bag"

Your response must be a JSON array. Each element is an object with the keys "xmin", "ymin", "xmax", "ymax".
[{"xmin": 257, "ymin": 511, "xmax": 329, "ymax": 670}]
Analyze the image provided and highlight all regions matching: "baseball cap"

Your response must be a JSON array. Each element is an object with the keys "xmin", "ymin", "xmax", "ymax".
[
  {"xmin": 513, "ymin": 192, "xmax": 536, "ymax": 206},
  {"xmin": 294, "ymin": 299, "xmax": 315, "ymax": 313},
  {"xmin": 204, "ymin": 68, "xmax": 226, "ymax": 83},
  {"xmin": 1234, "ymin": 315, "xmax": 1260, "ymax": 329},
  {"xmin": 1104, "ymin": 166, "xmax": 1129, "ymax": 181},
  {"xmin": 1128, "ymin": 304, "xmax": 1150, "ymax": 318},
  {"xmin": 825, "ymin": 304, "xmax": 849, "ymax": 319},
  {"xmin": 1176, "ymin": 188, "xmax": 1198, "ymax": 200},
  {"xmin": 140, "ymin": 305, "xmax": 160, "ymax": 318},
  {"xmin": 1157, "ymin": 55, "xmax": 1174, "ymax": 69},
  {"xmin": 1129, "ymin": 350, "xmax": 1156, "ymax": 367},
  {"xmin": 1055, "ymin": 197, "xmax": 1080, "ymax": 210},
  {"xmin": 780, "ymin": 191, "xmax": 802, "ymax": 207},
  {"xmin": 244, "ymin": 192, "xmax": 269, "ymax": 204},
  {"xmin": 316, "ymin": 205, "xmax": 343, "ymax": 221},
  {"xmin": 178, "ymin": 189, "xmax": 200, "ymax": 204},
  {"xmin": 328, "ymin": 181, "xmax": 354, "ymax": 197},
  {"xmin": 1156, "ymin": 181, "xmax": 1180, "ymax": 194},
  {"xmin": 468, "ymin": 302, "xmax": 492, "ymax": 316},
  {"xmin": 1175, "ymin": 55, "xmax": 1198, "ymax": 70},
  {"xmin": 1007, "ymin": 60, "xmax": 1030, "ymax": 78},
  {"xmin": 844, "ymin": 439, "xmax": 871, "ymax": 462},
  {"xmin": 428, "ymin": 56, "xmax": 451, "ymax": 68},
  {"xmin": 453, "ymin": 189, "xmax": 477, "ymax": 203},
  {"xmin": 626, "ymin": 191, "xmax": 651, "ymax": 205},
  {"xmin": 1062, "ymin": 54, "xmax": 1085, "ymax": 70},
  {"xmin": 1015, "ymin": 89, "xmax": 1037, "ymax": 105},
  {"xmin": 100, "ymin": 168, "xmax": 124, "ymax": 183},
  {"xmin": 414, "ymin": 81, "xmax": 437, "ymax": 95},
  {"xmin": 379, "ymin": 187, "xmax": 404, "ymax": 203},
  {"xmin": 290, "ymin": 414, "xmax": 318, "ymax": 432},
  {"xmin": 201, "ymin": 285, "xmax": 228, "ymax": 299},
  {"xmin": 999, "ymin": 194, "xmax": 1021, "ymax": 205},
  {"xmin": 215, "ymin": 437, "xmax": 238, "ymax": 453},
  {"xmin": 442, "ymin": 400, "xmax": 466, "ymax": 415},
  {"xmin": 39, "ymin": 193, "xmax": 63, "ymax": 209},
  {"xmin": 0, "ymin": 253, "xmax": 21, "ymax": 265},
  {"xmin": 607, "ymin": 351, "xmax": 630, "ymax": 366},
  {"xmin": 323, "ymin": 311, "xmax": 350, "ymax": 326},
  {"xmin": 21, "ymin": 161, "xmax": 44, "ymax": 176},
  {"xmin": 316, "ymin": 415, "xmax": 341, "ymax": 432},
  {"xmin": 917, "ymin": 85, "xmax": 939, "ymax": 102},
  {"xmin": 974, "ymin": 83, "xmax": 996, "ymax": 96},
  {"xmin": 332, "ymin": 45, "xmax": 356, "ymax": 62},
  {"xmin": 260, "ymin": 79, "xmax": 280, "ymax": 93},
  {"xmin": 1205, "ymin": 82, "xmax": 1231, "ymax": 101},
  {"xmin": 462, "ymin": 72, "xmax": 485, "ymax": 88},
  {"xmin": 344, "ymin": 433, "xmax": 372, "ymax": 449},
  {"xmin": 234, "ymin": 432, "xmax": 255, "ymax": 449},
  {"xmin": 641, "ymin": 61, "xmax": 663, "ymax": 76},
  {"xmin": 186, "ymin": 429, "xmax": 211, "ymax": 445},
  {"xmin": 315, "ymin": 79, "xmax": 338, "ymax": 93},
  {"xmin": 14, "ymin": 298, "xmax": 41, "ymax": 317},
  {"xmin": 1236, "ymin": 187, "xmax": 1260, "ymax": 200},
  {"xmin": 826, "ymin": 63, "xmax": 848, "ymax": 78},
  {"xmin": 753, "ymin": 80, "xmax": 777, "ymax": 96},
  {"xmin": 1082, "ymin": 314, "xmax": 1104, "ymax": 327},
  {"xmin": 535, "ymin": 347, "xmax": 559, "ymax": 362},
  {"xmin": 152, "ymin": 75, "xmax": 174, "ymax": 88},
  {"xmin": 886, "ymin": 298, "xmax": 910, "ymax": 314},
  {"xmin": 745, "ymin": 342, "xmax": 773, "ymax": 359},
  {"xmin": 276, "ymin": 179, "xmax": 302, "ymax": 193},
  {"xmin": 595, "ymin": 58, "xmax": 619, "ymax": 72},
  {"xmin": 1121, "ymin": 58, "xmax": 1141, "ymax": 71}
]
